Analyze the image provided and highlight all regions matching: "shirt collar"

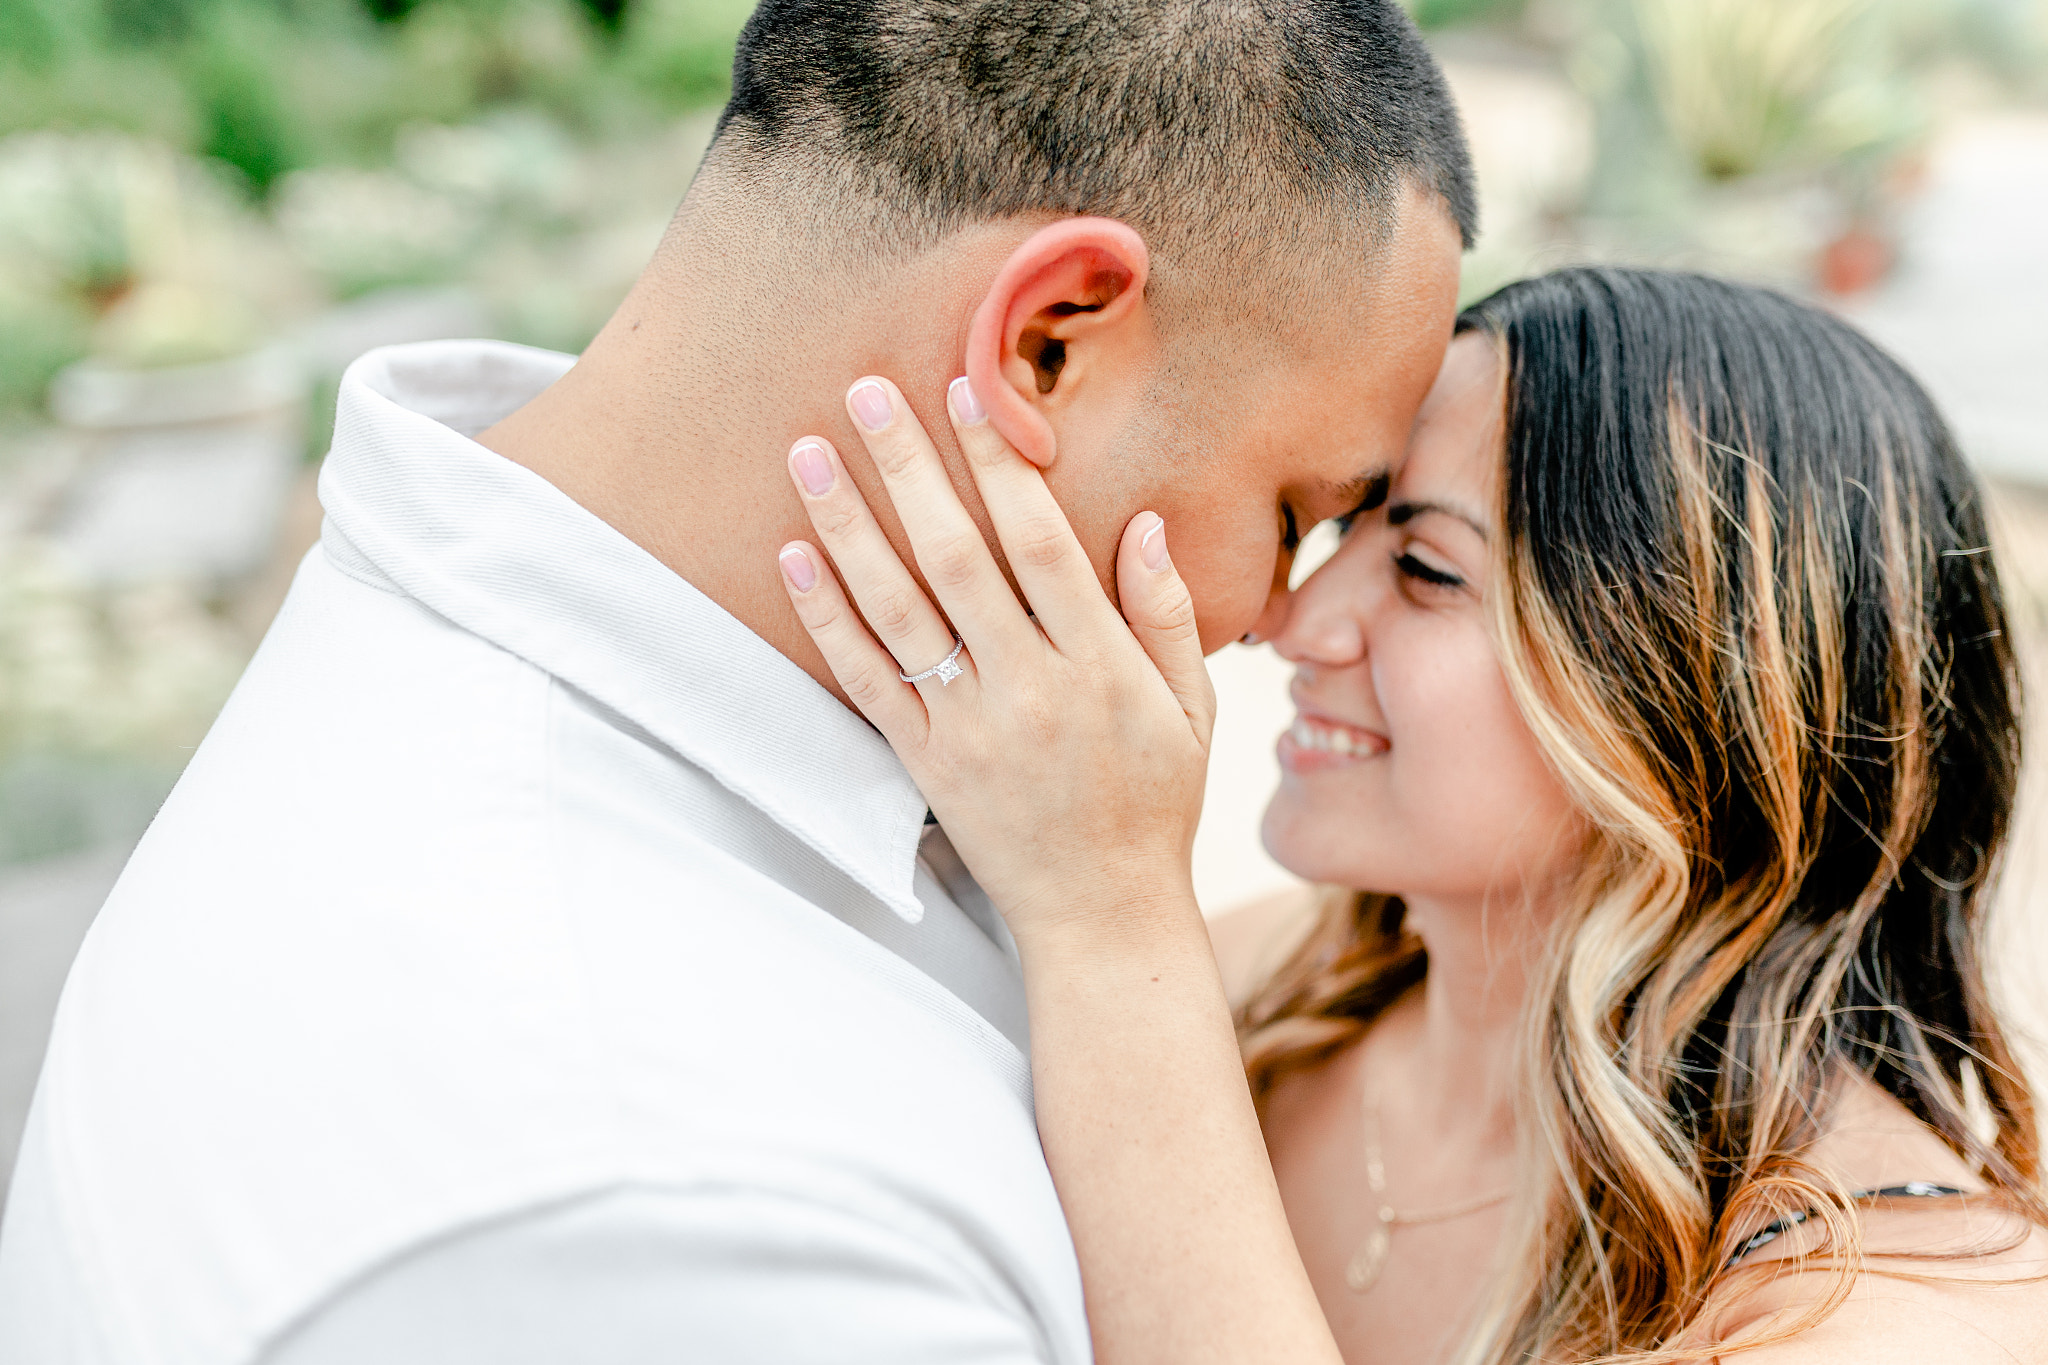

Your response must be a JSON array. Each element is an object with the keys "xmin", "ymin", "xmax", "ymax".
[{"xmin": 318, "ymin": 339, "xmax": 932, "ymax": 923}]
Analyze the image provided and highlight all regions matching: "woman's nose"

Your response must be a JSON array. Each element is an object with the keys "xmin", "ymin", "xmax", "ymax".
[{"xmin": 1267, "ymin": 556, "xmax": 1367, "ymax": 667}]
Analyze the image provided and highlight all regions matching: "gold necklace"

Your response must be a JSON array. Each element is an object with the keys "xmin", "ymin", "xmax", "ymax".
[{"xmin": 1345, "ymin": 1101, "xmax": 1512, "ymax": 1293}]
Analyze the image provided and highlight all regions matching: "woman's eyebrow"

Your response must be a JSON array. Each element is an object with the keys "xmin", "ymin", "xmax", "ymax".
[{"xmin": 1386, "ymin": 499, "xmax": 1489, "ymax": 540}]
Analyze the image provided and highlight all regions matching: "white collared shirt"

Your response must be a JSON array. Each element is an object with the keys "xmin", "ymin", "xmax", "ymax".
[{"xmin": 0, "ymin": 341, "xmax": 1090, "ymax": 1365}]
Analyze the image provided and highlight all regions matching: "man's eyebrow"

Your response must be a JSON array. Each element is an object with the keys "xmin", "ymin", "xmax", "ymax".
[
  {"xmin": 1387, "ymin": 499, "xmax": 1488, "ymax": 539},
  {"xmin": 1324, "ymin": 471, "xmax": 1391, "ymax": 518}
]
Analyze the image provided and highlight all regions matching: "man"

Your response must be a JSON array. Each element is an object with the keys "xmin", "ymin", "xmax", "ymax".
[{"xmin": 0, "ymin": 1, "xmax": 1472, "ymax": 1359}]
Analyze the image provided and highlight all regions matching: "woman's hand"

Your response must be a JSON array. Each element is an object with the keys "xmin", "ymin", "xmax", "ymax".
[
  {"xmin": 776, "ymin": 377, "xmax": 1342, "ymax": 1365},
  {"xmin": 775, "ymin": 374, "xmax": 1216, "ymax": 947}
]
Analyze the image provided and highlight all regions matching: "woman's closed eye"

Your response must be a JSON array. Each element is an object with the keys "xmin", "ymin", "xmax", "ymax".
[{"xmin": 1395, "ymin": 550, "xmax": 1464, "ymax": 591}]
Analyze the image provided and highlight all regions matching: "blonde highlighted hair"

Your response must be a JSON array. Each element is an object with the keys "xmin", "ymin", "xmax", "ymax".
[{"xmin": 1240, "ymin": 269, "xmax": 2041, "ymax": 1362}]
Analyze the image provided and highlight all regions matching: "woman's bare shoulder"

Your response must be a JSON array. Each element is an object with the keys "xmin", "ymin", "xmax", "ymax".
[
  {"xmin": 1206, "ymin": 885, "xmax": 1319, "ymax": 1009},
  {"xmin": 1708, "ymin": 1232, "xmax": 2048, "ymax": 1363},
  {"xmin": 1707, "ymin": 1075, "xmax": 2048, "ymax": 1361}
]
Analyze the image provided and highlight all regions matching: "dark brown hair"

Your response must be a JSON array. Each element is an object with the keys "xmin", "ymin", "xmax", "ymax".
[{"xmin": 1243, "ymin": 268, "xmax": 2039, "ymax": 1361}]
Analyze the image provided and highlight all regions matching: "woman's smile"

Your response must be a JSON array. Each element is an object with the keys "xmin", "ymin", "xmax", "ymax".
[{"xmin": 1279, "ymin": 711, "xmax": 1390, "ymax": 770}]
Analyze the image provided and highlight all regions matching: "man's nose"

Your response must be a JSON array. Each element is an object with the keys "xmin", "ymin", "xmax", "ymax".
[
  {"xmin": 1240, "ymin": 587, "xmax": 1289, "ymax": 646},
  {"xmin": 1239, "ymin": 544, "xmax": 1299, "ymax": 646}
]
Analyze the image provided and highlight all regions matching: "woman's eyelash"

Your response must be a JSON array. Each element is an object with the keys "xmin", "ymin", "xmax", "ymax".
[
  {"xmin": 1396, "ymin": 552, "xmax": 1464, "ymax": 589},
  {"xmin": 1281, "ymin": 504, "xmax": 1301, "ymax": 552}
]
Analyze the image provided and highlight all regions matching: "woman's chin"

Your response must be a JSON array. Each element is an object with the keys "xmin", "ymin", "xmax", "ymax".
[{"xmin": 1260, "ymin": 793, "xmax": 1376, "ymax": 891}]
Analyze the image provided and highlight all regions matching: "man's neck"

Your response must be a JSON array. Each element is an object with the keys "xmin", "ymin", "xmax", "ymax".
[{"xmin": 476, "ymin": 208, "xmax": 1029, "ymax": 702}]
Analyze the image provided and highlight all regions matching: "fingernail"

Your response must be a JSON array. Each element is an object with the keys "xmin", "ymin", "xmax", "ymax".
[
  {"xmin": 779, "ymin": 545, "xmax": 817, "ymax": 593},
  {"xmin": 1140, "ymin": 513, "xmax": 1170, "ymax": 571},
  {"xmin": 948, "ymin": 376, "xmax": 986, "ymax": 425},
  {"xmin": 790, "ymin": 440, "xmax": 834, "ymax": 497},
  {"xmin": 849, "ymin": 380, "xmax": 893, "ymax": 432}
]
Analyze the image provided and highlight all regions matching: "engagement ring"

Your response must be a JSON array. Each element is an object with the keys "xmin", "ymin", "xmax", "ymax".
[{"xmin": 900, "ymin": 638, "xmax": 967, "ymax": 686}]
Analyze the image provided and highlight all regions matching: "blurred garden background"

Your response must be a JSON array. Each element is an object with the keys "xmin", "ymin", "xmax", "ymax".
[{"xmin": 3, "ymin": 0, "xmax": 2048, "ymax": 1192}]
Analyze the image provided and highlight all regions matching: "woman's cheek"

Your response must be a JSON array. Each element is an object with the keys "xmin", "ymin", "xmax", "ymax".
[
  {"xmin": 1424, "ymin": 644, "xmax": 1581, "ymax": 888},
  {"xmin": 1370, "ymin": 625, "xmax": 1522, "ymax": 854},
  {"xmin": 1375, "ymin": 618, "xmax": 1479, "ymax": 768}
]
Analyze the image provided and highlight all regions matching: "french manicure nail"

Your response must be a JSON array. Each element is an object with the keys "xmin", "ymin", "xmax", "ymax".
[
  {"xmin": 780, "ymin": 546, "xmax": 817, "ymax": 593},
  {"xmin": 1140, "ymin": 514, "xmax": 1170, "ymax": 571},
  {"xmin": 948, "ymin": 376, "xmax": 986, "ymax": 425},
  {"xmin": 791, "ymin": 440, "xmax": 834, "ymax": 496},
  {"xmin": 849, "ymin": 380, "xmax": 893, "ymax": 432}
]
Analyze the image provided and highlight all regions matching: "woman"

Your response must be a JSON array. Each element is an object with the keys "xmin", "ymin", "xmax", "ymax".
[{"xmin": 772, "ymin": 268, "xmax": 2048, "ymax": 1363}]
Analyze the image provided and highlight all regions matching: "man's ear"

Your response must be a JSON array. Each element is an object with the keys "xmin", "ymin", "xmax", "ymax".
[{"xmin": 964, "ymin": 218, "xmax": 1150, "ymax": 469}]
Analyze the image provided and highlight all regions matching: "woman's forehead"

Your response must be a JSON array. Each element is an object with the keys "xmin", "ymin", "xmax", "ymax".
[
  {"xmin": 1391, "ymin": 336, "xmax": 1504, "ymax": 527},
  {"xmin": 1417, "ymin": 331, "xmax": 1503, "ymax": 422}
]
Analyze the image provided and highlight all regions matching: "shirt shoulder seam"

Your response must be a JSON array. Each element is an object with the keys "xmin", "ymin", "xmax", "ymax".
[{"xmin": 317, "ymin": 533, "xmax": 407, "ymax": 597}]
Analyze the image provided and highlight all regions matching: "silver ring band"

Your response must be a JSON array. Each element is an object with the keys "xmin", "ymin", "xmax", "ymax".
[{"xmin": 900, "ymin": 637, "xmax": 967, "ymax": 686}]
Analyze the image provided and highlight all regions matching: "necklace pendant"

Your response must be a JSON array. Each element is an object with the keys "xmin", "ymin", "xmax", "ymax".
[{"xmin": 1344, "ymin": 1215, "xmax": 1394, "ymax": 1293}]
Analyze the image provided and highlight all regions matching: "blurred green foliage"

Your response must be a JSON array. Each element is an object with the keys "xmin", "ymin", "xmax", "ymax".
[
  {"xmin": 1559, "ymin": 0, "xmax": 2043, "ymax": 221},
  {"xmin": 1402, "ymin": 0, "xmax": 1527, "ymax": 29},
  {"xmin": 0, "ymin": 0, "xmax": 751, "ymax": 417},
  {"xmin": 0, "ymin": 0, "xmax": 755, "ymax": 193}
]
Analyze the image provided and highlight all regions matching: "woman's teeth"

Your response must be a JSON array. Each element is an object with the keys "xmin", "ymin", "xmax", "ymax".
[{"xmin": 1289, "ymin": 717, "xmax": 1383, "ymax": 757}]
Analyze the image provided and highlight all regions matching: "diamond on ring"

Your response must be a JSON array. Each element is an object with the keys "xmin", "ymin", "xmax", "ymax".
[{"xmin": 901, "ymin": 637, "xmax": 967, "ymax": 686}]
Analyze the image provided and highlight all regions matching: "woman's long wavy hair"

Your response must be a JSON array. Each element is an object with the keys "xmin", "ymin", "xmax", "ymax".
[{"xmin": 1238, "ymin": 268, "xmax": 2042, "ymax": 1361}]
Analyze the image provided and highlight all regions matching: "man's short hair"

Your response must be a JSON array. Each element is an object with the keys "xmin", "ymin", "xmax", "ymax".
[{"xmin": 710, "ymin": 0, "xmax": 1478, "ymax": 266}]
